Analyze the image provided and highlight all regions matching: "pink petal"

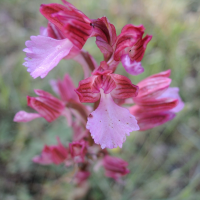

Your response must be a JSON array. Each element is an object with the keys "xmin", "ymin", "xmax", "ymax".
[
  {"xmin": 111, "ymin": 74, "xmax": 139, "ymax": 99},
  {"xmin": 86, "ymin": 92, "xmax": 139, "ymax": 149},
  {"xmin": 149, "ymin": 69, "xmax": 171, "ymax": 78},
  {"xmin": 50, "ymin": 137, "xmax": 68, "ymax": 164},
  {"xmin": 23, "ymin": 36, "xmax": 73, "ymax": 78},
  {"xmin": 46, "ymin": 22, "xmax": 66, "ymax": 40},
  {"xmin": 103, "ymin": 155, "xmax": 130, "ymax": 179},
  {"xmin": 75, "ymin": 76, "xmax": 101, "ymax": 103},
  {"xmin": 51, "ymin": 74, "xmax": 79, "ymax": 102},
  {"xmin": 128, "ymin": 34, "xmax": 152, "ymax": 62},
  {"xmin": 114, "ymin": 24, "xmax": 147, "ymax": 61},
  {"xmin": 33, "ymin": 138, "xmax": 68, "ymax": 165},
  {"xmin": 132, "ymin": 110, "xmax": 176, "ymax": 131},
  {"xmin": 40, "ymin": 26, "xmax": 48, "ymax": 36},
  {"xmin": 121, "ymin": 54, "xmax": 144, "ymax": 75},
  {"xmin": 13, "ymin": 111, "xmax": 41, "ymax": 122},
  {"xmin": 135, "ymin": 76, "xmax": 171, "ymax": 101},
  {"xmin": 131, "ymin": 98, "xmax": 178, "ymax": 115},
  {"xmin": 158, "ymin": 87, "xmax": 184, "ymax": 113},
  {"xmin": 69, "ymin": 140, "xmax": 87, "ymax": 163},
  {"xmin": 92, "ymin": 17, "xmax": 117, "ymax": 61},
  {"xmin": 40, "ymin": 3, "xmax": 93, "ymax": 49},
  {"xmin": 32, "ymin": 146, "xmax": 53, "ymax": 165},
  {"xmin": 101, "ymin": 75, "xmax": 116, "ymax": 94},
  {"xmin": 27, "ymin": 90, "xmax": 65, "ymax": 122}
]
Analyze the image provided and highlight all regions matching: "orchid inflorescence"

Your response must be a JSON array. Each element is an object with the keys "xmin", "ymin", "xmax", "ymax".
[{"xmin": 14, "ymin": 0, "xmax": 184, "ymax": 184}]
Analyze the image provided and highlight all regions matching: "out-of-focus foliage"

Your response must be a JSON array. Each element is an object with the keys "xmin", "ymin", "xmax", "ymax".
[{"xmin": 0, "ymin": 0, "xmax": 200, "ymax": 199}]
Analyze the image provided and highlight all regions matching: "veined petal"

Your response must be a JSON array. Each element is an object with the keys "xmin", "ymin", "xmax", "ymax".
[
  {"xmin": 131, "ymin": 98, "xmax": 178, "ymax": 115},
  {"xmin": 13, "ymin": 111, "xmax": 41, "ymax": 122},
  {"xmin": 51, "ymin": 74, "xmax": 79, "ymax": 102},
  {"xmin": 75, "ymin": 76, "xmax": 101, "ymax": 103},
  {"xmin": 111, "ymin": 74, "xmax": 139, "ymax": 99},
  {"xmin": 103, "ymin": 155, "xmax": 130, "ymax": 179},
  {"xmin": 40, "ymin": 2, "xmax": 91, "ymax": 30},
  {"xmin": 27, "ymin": 90, "xmax": 65, "ymax": 122},
  {"xmin": 158, "ymin": 87, "xmax": 184, "ymax": 113},
  {"xmin": 128, "ymin": 34, "xmax": 152, "ymax": 62},
  {"xmin": 23, "ymin": 36, "xmax": 73, "ymax": 78},
  {"xmin": 32, "ymin": 137, "xmax": 68, "ymax": 165},
  {"xmin": 135, "ymin": 77, "xmax": 171, "ymax": 101},
  {"xmin": 46, "ymin": 22, "xmax": 66, "ymax": 40},
  {"xmin": 114, "ymin": 24, "xmax": 146, "ymax": 61},
  {"xmin": 86, "ymin": 92, "xmax": 139, "ymax": 149},
  {"xmin": 132, "ymin": 110, "xmax": 176, "ymax": 131},
  {"xmin": 40, "ymin": 2, "xmax": 93, "ymax": 49},
  {"xmin": 121, "ymin": 54, "xmax": 144, "ymax": 75},
  {"xmin": 92, "ymin": 17, "xmax": 117, "ymax": 61}
]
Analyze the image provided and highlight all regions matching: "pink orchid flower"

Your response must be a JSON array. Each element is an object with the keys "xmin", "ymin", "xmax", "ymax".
[
  {"xmin": 75, "ymin": 61, "xmax": 139, "ymax": 149},
  {"xmin": 14, "ymin": 89, "xmax": 68, "ymax": 123},
  {"xmin": 130, "ymin": 70, "xmax": 184, "ymax": 130},
  {"xmin": 92, "ymin": 17, "xmax": 152, "ymax": 75},
  {"xmin": 32, "ymin": 137, "xmax": 68, "ymax": 165},
  {"xmin": 103, "ymin": 155, "xmax": 130, "ymax": 180},
  {"xmin": 69, "ymin": 140, "xmax": 87, "ymax": 163},
  {"xmin": 23, "ymin": 1, "xmax": 95, "ymax": 79}
]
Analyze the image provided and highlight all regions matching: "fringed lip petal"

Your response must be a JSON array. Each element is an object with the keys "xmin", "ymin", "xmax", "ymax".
[
  {"xmin": 23, "ymin": 36, "xmax": 73, "ymax": 78},
  {"xmin": 86, "ymin": 92, "xmax": 139, "ymax": 149}
]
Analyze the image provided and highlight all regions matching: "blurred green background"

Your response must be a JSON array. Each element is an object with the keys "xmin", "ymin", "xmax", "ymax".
[{"xmin": 0, "ymin": 0, "xmax": 200, "ymax": 199}]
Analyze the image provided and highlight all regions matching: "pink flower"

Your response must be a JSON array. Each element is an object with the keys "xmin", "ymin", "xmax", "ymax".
[
  {"xmin": 51, "ymin": 74, "xmax": 79, "ymax": 103},
  {"xmin": 14, "ymin": 90, "xmax": 67, "ymax": 123},
  {"xmin": 33, "ymin": 137, "xmax": 68, "ymax": 165},
  {"xmin": 114, "ymin": 24, "xmax": 152, "ymax": 64},
  {"xmin": 75, "ymin": 62, "xmax": 139, "ymax": 149},
  {"xmin": 130, "ymin": 70, "xmax": 184, "ymax": 130},
  {"xmin": 74, "ymin": 170, "xmax": 90, "ymax": 185},
  {"xmin": 103, "ymin": 155, "xmax": 130, "ymax": 180},
  {"xmin": 69, "ymin": 140, "xmax": 87, "ymax": 163},
  {"xmin": 24, "ymin": 1, "xmax": 95, "ymax": 79},
  {"xmin": 92, "ymin": 18, "xmax": 152, "ymax": 75}
]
